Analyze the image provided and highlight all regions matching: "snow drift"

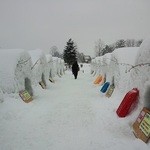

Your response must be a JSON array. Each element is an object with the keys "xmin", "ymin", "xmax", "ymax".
[{"xmin": 0, "ymin": 49, "xmax": 33, "ymax": 96}]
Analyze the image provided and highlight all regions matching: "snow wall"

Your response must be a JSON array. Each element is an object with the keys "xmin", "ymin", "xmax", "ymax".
[
  {"xmin": 128, "ymin": 37, "xmax": 150, "ymax": 108},
  {"xmin": 93, "ymin": 47, "xmax": 139, "ymax": 92},
  {"xmin": 112, "ymin": 47, "xmax": 139, "ymax": 92},
  {"xmin": 0, "ymin": 49, "xmax": 33, "ymax": 96},
  {"xmin": 28, "ymin": 49, "xmax": 48, "ymax": 87}
]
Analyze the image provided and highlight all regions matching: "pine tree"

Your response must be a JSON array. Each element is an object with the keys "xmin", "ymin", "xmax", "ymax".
[
  {"xmin": 115, "ymin": 39, "xmax": 125, "ymax": 48},
  {"xmin": 63, "ymin": 38, "xmax": 77, "ymax": 67}
]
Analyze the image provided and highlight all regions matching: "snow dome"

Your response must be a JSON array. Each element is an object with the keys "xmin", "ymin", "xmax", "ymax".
[
  {"xmin": 28, "ymin": 49, "xmax": 48, "ymax": 88},
  {"xmin": 0, "ymin": 49, "xmax": 33, "ymax": 96}
]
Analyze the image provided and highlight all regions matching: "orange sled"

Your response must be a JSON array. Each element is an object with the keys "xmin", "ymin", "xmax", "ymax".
[{"xmin": 94, "ymin": 75, "xmax": 103, "ymax": 84}]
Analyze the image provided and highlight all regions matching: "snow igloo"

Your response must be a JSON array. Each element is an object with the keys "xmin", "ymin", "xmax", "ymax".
[
  {"xmin": 28, "ymin": 49, "xmax": 48, "ymax": 88},
  {"xmin": 0, "ymin": 49, "xmax": 33, "ymax": 96}
]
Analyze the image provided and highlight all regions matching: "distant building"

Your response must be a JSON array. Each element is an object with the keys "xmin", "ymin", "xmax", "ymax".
[{"xmin": 84, "ymin": 55, "xmax": 91, "ymax": 63}]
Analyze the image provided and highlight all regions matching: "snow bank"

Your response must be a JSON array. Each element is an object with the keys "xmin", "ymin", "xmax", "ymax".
[
  {"xmin": 0, "ymin": 49, "xmax": 33, "ymax": 96},
  {"xmin": 129, "ymin": 37, "xmax": 150, "ymax": 107},
  {"xmin": 28, "ymin": 49, "xmax": 48, "ymax": 87}
]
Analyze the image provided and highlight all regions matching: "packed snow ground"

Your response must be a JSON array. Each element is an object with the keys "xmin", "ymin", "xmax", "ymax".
[{"xmin": 0, "ymin": 64, "xmax": 149, "ymax": 150}]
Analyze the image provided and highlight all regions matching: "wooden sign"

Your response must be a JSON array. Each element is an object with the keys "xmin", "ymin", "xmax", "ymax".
[
  {"xmin": 19, "ymin": 90, "xmax": 33, "ymax": 103},
  {"xmin": 106, "ymin": 85, "xmax": 115, "ymax": 98},
  {"xmin": 133, "ymin": 107, "xmax": 150, "ymax": 143},
  {"xmin": 39, "ymin": 81, "xmax": 46, "ymax": 89}
]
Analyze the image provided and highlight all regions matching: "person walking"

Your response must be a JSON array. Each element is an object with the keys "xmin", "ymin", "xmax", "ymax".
[{"xmin": 72, "ymin": 61, "xmax": 79, "ymax": 79}]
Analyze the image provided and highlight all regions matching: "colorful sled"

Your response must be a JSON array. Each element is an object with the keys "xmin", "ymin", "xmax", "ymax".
[
  {"xmin": 94, "ymin": 75, "xmax": 103, "ymax": 84},
  {"xmin": 100, "ymin": 82, "xmax": 110, "ymax": 93},
  {"xmin": 116, "ymin": 88, "xmax": 139, "ymax": 117},
  {"xmin": 106, "ymin": 84, "xmax": 115, "ymax": 98}
]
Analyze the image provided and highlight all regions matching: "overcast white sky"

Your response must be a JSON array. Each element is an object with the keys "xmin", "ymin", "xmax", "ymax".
[{"xmin": 0, "ymin": 0, "xmax": 150, "ymax": 56}]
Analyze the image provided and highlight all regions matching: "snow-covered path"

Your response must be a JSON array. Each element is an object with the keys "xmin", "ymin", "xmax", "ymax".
[{"xmin": 0, "ymin": 66, "xmax": 149, "ymax": 150}]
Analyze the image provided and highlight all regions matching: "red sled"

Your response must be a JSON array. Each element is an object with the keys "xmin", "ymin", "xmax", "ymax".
[{"xmin": 116, "ymin": 88, "xmax": 139, "ymax": 117}]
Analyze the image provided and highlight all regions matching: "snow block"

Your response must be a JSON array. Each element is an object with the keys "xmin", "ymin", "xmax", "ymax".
[
  {"xmin": 100, "ymin": 82, "xmax": 110, "ymax": 93},
  {"xmin": 94, "ymin": 75, "xmax": 102, "ymax": 84},
  {"xmin": 116, "ymin": 88, "xmax": 139, "ymax": 117}
]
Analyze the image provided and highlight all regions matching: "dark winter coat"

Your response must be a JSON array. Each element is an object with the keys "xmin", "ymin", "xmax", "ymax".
[{"xmin": 72, "ymin": 61, "xmax": 79, "ymax": 74}]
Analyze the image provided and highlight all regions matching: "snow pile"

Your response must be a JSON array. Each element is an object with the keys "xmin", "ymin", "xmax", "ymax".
[
  {"xmin": 46, "ymin": 54, "xmax": 55, "ymax": 79},
  {"xmin": 112, "ymin": 47, "xmax": 139, "ymax": 92},
  {"xmin": 0, "ymin": 49, "xmax": 33, "ymax": 96},
  {"xmin": 28, "ymin": 49, "xmax": 48, "ymax": 87},
  {"xmin": 93, "ymin": 47, "xmax": 139, "ymax": 89},
  {"xmin": 129, "ymin": 37, "xmax": 150, "ymax": 106}
]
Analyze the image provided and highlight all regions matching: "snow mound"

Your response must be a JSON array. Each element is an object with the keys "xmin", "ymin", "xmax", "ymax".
[
  {"xmin": 28, "ymin": 49, "xmax": 48, "ymax": 87},
  {"xmin": 112, "ymin": 47, "xmax": 139, "ymax": 92},
  {"xmin": 129, "ymin": 37, "xmax": 150, "ymax": 106},
  {"xmin": 0, "ymin": 49, "xmax": 33, "ymax": 96}
]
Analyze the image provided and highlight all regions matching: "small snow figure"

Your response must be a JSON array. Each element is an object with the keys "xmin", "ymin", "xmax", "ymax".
[{"xmin": 72, "ymin": 61, "xmax": 79, "ymax": 79}]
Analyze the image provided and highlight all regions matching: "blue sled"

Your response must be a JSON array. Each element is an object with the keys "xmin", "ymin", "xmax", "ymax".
[{"xmin": 100, "ymin": 82, "xmax": 110, "ymax": 93}]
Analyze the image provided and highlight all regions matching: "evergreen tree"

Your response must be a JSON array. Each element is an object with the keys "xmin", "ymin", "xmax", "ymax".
[
  {"xmin": 115, "ymin": 39, "xmax": 125, "ymax": 48},
  {"xmin": 63, "ymin": 38, "xmax": 77, "ymax": 67}
]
